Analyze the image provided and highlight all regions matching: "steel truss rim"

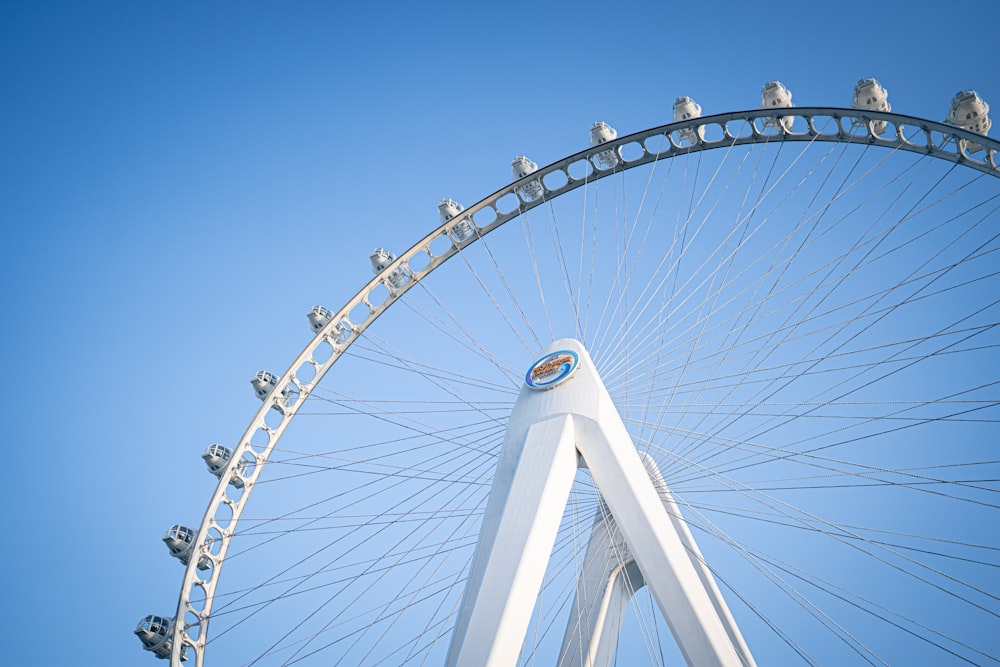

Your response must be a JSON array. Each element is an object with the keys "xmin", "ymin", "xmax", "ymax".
[{"xmin": 168, "ymin": 106, "xmax": 1000, "ymax": 666}]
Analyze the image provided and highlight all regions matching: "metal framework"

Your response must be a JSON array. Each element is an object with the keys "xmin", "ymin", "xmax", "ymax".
[{"xmin": 160, "ymin": 107, "xmax": 1000, "ymax": 666}]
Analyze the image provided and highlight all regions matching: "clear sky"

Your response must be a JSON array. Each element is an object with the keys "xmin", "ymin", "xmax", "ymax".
[{"xmin": 1, "ymin": 2, "xmax": 998, "ymax": 665}]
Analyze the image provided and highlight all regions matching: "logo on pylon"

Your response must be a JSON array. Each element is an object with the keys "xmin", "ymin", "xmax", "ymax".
[{"xmin": 525, "ymin": 350, "xmax": 579, "ymax": 390}]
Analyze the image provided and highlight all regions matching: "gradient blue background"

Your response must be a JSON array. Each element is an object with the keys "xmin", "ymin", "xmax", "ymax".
[{"xmin": 1, "ymin": 1, "xmax": 997, "ymax": 664}]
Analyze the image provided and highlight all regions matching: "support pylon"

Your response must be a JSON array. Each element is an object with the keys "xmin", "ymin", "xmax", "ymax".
[
  {"xmin": 445, "ymin": 339, "xmax": 754, "ymax": 667},
  {"xmin": 558, "ymin": 453, "xmax": 753, "ymax": 667}
]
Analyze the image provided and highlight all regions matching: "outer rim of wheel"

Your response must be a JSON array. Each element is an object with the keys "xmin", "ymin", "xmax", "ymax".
[{"xmin": 167, "ymin": 106, "xmax": 1000, "ymax": 666}]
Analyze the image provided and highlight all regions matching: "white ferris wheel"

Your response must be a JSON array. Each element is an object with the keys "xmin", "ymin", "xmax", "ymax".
[{"xmin": 136, "ymin": 80, "xmax": 1000, "ymax": 666}]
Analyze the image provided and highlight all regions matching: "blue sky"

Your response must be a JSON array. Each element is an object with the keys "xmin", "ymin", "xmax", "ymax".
[{"xmin": 2, "ymin": 2, "xmax": 998, "ymax": 665}]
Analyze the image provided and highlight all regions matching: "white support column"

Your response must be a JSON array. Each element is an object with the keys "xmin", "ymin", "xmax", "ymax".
[
  {"xmin": 447, "ymin": 414, "xmax": 579, "ymax": 666},
  {"xmin": 558, "ymin": 454, "xmax": 755, "ymax": 667},
  {"xmin": 558, "ymin": 500, "xmax": 645, "ymax": 667},
  {"xmin": 446, "ymin": 339, "xmax": 754, "ymax": 667}
]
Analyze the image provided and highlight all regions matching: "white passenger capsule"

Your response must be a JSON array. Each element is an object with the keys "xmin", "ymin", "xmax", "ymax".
[
  {"xmin": 370, "ymin": 247, "xmax": 409, "ymax": 290},
  {"xmin": 251, "ymin": 370, "xmax": 280, "ymax": 400},
  {"xmin": 251, "ymin": 370, "xmax": 293, "ymax": 412},
  {"xmin": 672, "ymin": 96, "xmax": 705, "ymax": 144},
  {"xmin": 202, "ymin": 444, "xmax": 248, "ymax": 488},
  {"xmin": 369, "ymin": 247, "xmax": 394, "ymax": 273},
  {"xmin": 851, "ymin": 77, "xmax": 891, "ymax": 135},
  {"xmin": 307, "ymin": 306, "xmax": 351, "ymax": 343},
  {"xmin": 947, "ymin": 90, "xmax": 991, "ymax": 134},
  {"xmin": 438, "ymin": 197, "xmax": 463, "ymax": 222},
  {"xmin": 163, "ymin": 524, "xmax": 211, "ymax": 570},
  {"xmin": 512, "ymin": 156, "xmax": 543, "ymax": 201},
  {"xmin": 760, "ymin": 80, "xmax": 794, "ymax": 132},
  {"xmin": 945, "ymin": 90, "xmax": 993, "ymax": 136},
  {"xmin": 439, "ymin": 198, "xmax": 475, "ymax": 242},
  {"xmin": 946, "ymin": 90, "xmax": 992, "ymax": 153},
  {"xmin": 135, "ymin": 614, "xmax": 187, "ymax": 660},
  {"xmin": 852, "ymin": 77, "xmax": 890, "ymax": 113},
  {"xmin": 589, "ymin": 121, "xmax": 619, "ymax": 168},
  {"xmin": 307, "ymin": 305, "xmax": 333, "ymax": 333},
  {"xmin": 163, "ymin": 524, "xmax": 195, "ymax": 560}
]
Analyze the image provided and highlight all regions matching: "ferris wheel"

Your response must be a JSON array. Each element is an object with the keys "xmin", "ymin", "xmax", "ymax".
[{"xmin": 136, "ymin": 80, "xmax": 1000, "ymax": 666}]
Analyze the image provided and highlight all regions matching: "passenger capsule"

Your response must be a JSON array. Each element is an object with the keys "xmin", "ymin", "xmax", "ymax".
[
  {"xmin": 852, "ymin": 77, "xmax": 890, "ymax": 113},
  {"xmin": 202, "ymin": 443, "xmax": 232, "ymax": 476},
  {"xmin": 251, "ymin": 370, "xmax": 292, "ymax": 412},
  {"xmin": 369, "ymin": 247, "xmax": 394, "ymax": 273},
  {"xmin": 202, "ymin": 444, "xmax": 248, "ymax": 488},
  {"xmin": 438, "ymin": 197, "xmax": 463, "ymax": 222},
  {"xmin": 251, "ymin": 370, "xmax": 280, "ymax": 400},
  {"xmin": 307, "ymin": 306, "xmax": 351, "ymax": 343},
  {"xmin": 945, "ymin": 90, "xmax": 992, "ymax": 154},
  {"xmin": 672, "ymin": 96, "xmax": 705, "ymax": 144},
  {"xmin": 307, "ymin": 305, "xmax": 333, "ymax": 333},
  {"xmin": 439, "ymin": 198, "xmax": 475, "ymax": 242},
  {"xmin": 163, "ymin": 524, "xmax": 195, "ymax": 559},
  {"xmin": 760, "ymin": 81, "xmax": 794, "ymax": 132},
  {"xmin": 135, "ymin": 614, "xmax": 187, "ymax": 660},
  {"xmin": 512, "ymin": 156, "xmax": 543, "ymax": 201},
  {"xmin": 851, "ymin": 77, "xmax": 891, "ymax": 135},
  {"xmin": 163, "ymin": 524, "xmax": 210, "ymax": 570},
  {"xmin": 947, "ymin": 90, "xmax": 991, "ymax": 135},
  {"xmin": 946, "ymin": 90, "xmax": 992, "ymax": 154},
  {"xmin": 370, "ymin": 248, "xmax": 409, "ymax": 290},
  {"xmin": 589, "ymin": 121, "xmax": 620, "ymax": 168}
]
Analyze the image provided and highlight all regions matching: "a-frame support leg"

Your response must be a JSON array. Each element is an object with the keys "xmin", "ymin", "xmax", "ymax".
[
  {"xmin": 558, "ymin": 454, "xmax": 754, "ymax": 667},
  {"xmin": 445, "ymin": 339, "xmax": 754, "ymax": 667}
]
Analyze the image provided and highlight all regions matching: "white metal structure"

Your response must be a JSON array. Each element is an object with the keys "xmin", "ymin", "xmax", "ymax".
[
  {"xmin": 446, "ymin": 339, "xmax": 754, "ymax": 666},
  {"xmin": 558, "ymin": 450, "xmax": 750, "ymax": 666},
  {"xmin": 139, "ymin": 85, "xmax": 1000, "ymax": 666}
]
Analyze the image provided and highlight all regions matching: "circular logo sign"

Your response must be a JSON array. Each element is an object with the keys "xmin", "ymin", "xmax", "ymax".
[{"xmin": 525, "ymin": 350, "xmax": 579, "ymax": 390}]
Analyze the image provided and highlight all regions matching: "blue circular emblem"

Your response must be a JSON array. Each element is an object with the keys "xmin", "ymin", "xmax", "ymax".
[{"xmin": 525, "ymin": 350, "xmax": 579, "ymax": 390}]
